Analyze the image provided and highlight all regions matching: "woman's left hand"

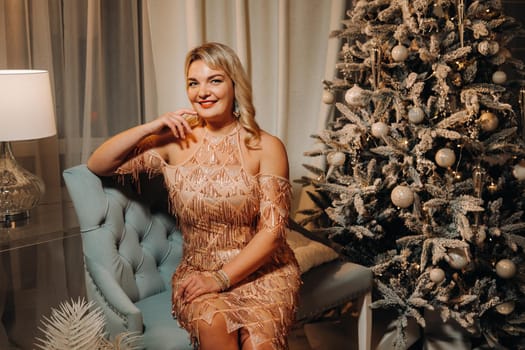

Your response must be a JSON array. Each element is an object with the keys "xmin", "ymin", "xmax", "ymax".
[{"xmin": 178, "ymin": 272, "xmax": 221, "ymax": 303}]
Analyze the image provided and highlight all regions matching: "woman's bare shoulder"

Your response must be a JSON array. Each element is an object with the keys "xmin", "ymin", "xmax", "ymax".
[
  {"xmin": 257, "ymin": 130, "xmax": 289, "ymax": 177},
  {"xmin": 258, "ymin": 130, "xmax": 286, "ymax": 151}
]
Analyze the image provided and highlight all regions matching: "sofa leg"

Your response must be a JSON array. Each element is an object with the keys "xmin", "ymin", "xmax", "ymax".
[{"xmin": 357, "ymin": 291, "xmax": 372, "ymax": 350}]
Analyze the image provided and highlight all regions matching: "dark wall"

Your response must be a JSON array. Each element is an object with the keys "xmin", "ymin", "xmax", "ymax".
[{"xmin": 503, "ymin": 0, "xmax": 525, "ymax": 62}]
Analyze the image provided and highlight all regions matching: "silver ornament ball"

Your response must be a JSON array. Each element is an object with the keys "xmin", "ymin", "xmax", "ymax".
[
  {"xmin": 408, "ymin": 106, "xmax": 425, "ymax": 124},
  {"xmin": 371, "ymin": 121, "xmax": 389, "ymax": 138},
  {"xmin": 435, "ymin": 148, "xmax": 456, "ymax": 168},
  {"xmin": 326, "ymin": 151, "xmax": 346, "ymax": 166},
  {"xmin": 512, "ymin": 160, "xmax": 525, "ymax": 180},
  {"xmin": 446, "ymin": 248, "xmax": 469, "ymax": 270},
  {"xmin": 429, "ymin": 268, "xmax": 445, "ymax": 283},
  {"xmin": 391, "ymin": 44, "xmax": 409, "ymax": 62},
  {"xmin": 322, "ymin": 90, "xmax": 335, "ymax": 104},
  {"xmin": 390, "ymin": 185, "xmax": 414, "ymax": 208},
  {"xmin": 345, "ymin": 84, "xmax": 366, "ymax": 107}
]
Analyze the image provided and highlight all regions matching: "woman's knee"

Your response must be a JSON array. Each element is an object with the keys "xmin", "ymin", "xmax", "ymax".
[
  {"xmin": 196, "ymin": 314, "xmax": 238, "ymax": 349},
  {"xmin": 239, "ymin": 328, "xmax": 276, "ymax": 350}
]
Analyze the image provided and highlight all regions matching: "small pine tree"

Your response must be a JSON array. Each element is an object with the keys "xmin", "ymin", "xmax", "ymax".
[{"xmin": 297, "ymin": 0, "xmax": 525, "ymax": 348}]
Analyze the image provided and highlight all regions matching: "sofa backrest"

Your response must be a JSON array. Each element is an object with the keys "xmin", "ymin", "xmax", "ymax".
[{"xmin": 63, "ymin": 165, "xmax": 182, "ymax": 302}]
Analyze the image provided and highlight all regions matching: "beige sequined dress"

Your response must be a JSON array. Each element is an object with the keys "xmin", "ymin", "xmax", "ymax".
[{"xmin": 120, "ymin": 124, "xmax": 301, "ymax": 349}]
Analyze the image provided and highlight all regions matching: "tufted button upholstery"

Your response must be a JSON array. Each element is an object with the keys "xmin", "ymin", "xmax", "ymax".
[{"xmin": 63, "ymin": 165, "xmax": 191, "ymax": 349}]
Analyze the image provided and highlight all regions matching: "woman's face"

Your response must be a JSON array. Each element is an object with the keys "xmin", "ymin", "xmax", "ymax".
[{"xmin": 186, "ymin": 60, "xmax": 235, "ymax": 122}]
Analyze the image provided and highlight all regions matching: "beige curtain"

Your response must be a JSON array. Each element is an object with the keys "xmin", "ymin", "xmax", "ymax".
[
  {"xmin": 0, "ymin": 0, "xmax": 155, "ymax": 188},
  {"xmin": 0, "ymin": 1, "xmax": 154, "ymax": 348},
  {"xmin": 146, "ymin": 0, "xmax": 348, "ymax": 211}
]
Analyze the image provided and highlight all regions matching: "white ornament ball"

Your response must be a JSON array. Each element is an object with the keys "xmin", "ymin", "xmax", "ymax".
[
  {"xmin": 512, "ymin": 160, "xmax": 525, "ymax": 180},
  {"xmin": 322, "ymin": 90, "xmax": 335, "ymax": 104},
  {"xmin": 391, "ymin": 185, "xmax": 414, "ymax": 208},
  {"xmin": 446, "ymin": 248, "xmax": 469, "ymax": 270},
  {"xmin": 371, "ymin": 122, "xmax": 389, "ymax": 138},
  {"xmin": 429, "ymin": 268, "xmax": 445, "ymax": 283},
  {"xmin": 495, "ymin": 259, "xmax": 517, "ymax": 279},
  {"xmin": 435, "ymin": 148, "xmax": 456, "ymax": 168},
  {"xmin": 391, "ymin": 44, "xmax": 409, "ymax": 62},
  {"xmin": 479, "ymin": 111, "xmax": 499, "ymax": 132},
  {"xmin": 478, "ymin": 40, "xmax": 500, "ymax": 56},
  {"xmin": 408, "ymin": 106, "xmax": 425, "ymax": 124},
  {"xmin": 477, "ymin": 41, "xmax": 490, "ymax": 55},
  {"xmin": 326, "ymin": 151, "xmax": 346, "ymax": 166},
  {"xmin": 495, "ymin": 301, "xmax": 515, "ymax": 315},
  {"xmin": 492, "ymin": 70, "xmax": 507, "ymax": 84},
  {"xmin": 345, "ymin": 84, "xmax": 365, "ymax": 107}
]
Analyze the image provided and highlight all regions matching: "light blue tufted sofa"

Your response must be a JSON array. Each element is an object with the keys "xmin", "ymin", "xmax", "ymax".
[{"xmin": 63, "ymin": 164, "xmax": 373, "ymax": 350}]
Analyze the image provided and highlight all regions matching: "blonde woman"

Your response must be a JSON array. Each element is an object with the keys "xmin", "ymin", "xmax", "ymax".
[{"xmin": 87, "ymin": 42, "xmax": 300, "ymax": 350}]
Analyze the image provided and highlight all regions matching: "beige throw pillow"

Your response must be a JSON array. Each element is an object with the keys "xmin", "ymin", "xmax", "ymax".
[{"xmin": 286, "ymin": 229, "xmax": 339, "ymax": 274}]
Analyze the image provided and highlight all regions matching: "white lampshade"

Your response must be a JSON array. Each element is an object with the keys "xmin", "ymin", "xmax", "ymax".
[
  {"xmin": 0, "ymin": 70, "xmax": 57, "ymax": 141},
  {"xmin": 0, "ymin": 70, "xmax": 57, "ymax": 225}
]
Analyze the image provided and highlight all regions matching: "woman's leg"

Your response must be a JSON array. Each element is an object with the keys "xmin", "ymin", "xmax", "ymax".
[
  {"xmin": 239, "ymin": 328, "xmax": 277, "ymax": 350},
  {"xmin": 197, "ymin": 313, "xmax": 239, "ymax": 350}
]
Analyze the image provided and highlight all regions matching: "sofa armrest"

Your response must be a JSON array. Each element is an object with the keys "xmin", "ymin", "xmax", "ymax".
[{"xmin": 85, "ymin": 258, "xmax": 143, "ymax": 333}]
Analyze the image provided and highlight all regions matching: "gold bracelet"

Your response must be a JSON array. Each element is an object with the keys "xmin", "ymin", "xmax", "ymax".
[
  {"xmin": 212, "ymin": 269, "xmax": 230, "ymax": 291},
  {"xmin": 217, "ymin": 269, "xmax": 230, "ymax": 288},
  {"xmin": 210, "ymin": 272, "xmax": 226, "ymax": 291}
]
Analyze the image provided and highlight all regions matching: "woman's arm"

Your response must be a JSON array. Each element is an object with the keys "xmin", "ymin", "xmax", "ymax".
[
  {"xmin": 221, "ymin": 135, "xmax": 290, "ymax": 285},
  {"xmin": 87, "ymin": 110, "xmax": 197, "ymax": 176}
]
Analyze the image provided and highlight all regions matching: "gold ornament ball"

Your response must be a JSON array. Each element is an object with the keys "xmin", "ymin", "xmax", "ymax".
[
  {"xmin": 429, "ymin": 268, "xmax": 445, "ymax": 283},
  {"xmin": 435, "ymin": 148, "xmax": 456, "ymax": 168},
  {"xmin": 495, "ymin": 259, "xmax": 517, "ymax": 279},
  {"xmin": 390, "ymin": 185, "xmax": 414, "ymax": 208},
  {"xmin": 326, "ymin": 151, "xmax": 346, "ymax": 166},
  {"xmin": 495, "ymin": 301, "xmax": 515, "ymax": 315},
  {"xmin": 446, "ymin": 248, "xmax": 469, "ymax": 270},
  {"xmin": 451, "ymin": 73, "xmax": 462, "ymax": 86},
  {"xmin": 371, "ymin": 121, "xmax": 389, "ymax": 138},
  {"xmin": 479, "ymin": 111, "xmax": 499, "ymax": 132},
  {"xmin": 322, "ymin": 90, "xmax": 335, "ymax": 104},
  {"xmin": 492, "ymin": 70, "xmax": 507, "ymax": 84}
]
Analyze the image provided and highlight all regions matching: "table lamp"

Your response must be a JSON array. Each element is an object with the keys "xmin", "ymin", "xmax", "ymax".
[{"xmin": 0, "ymin": 70, "xmax": 57, "ymax": 224}]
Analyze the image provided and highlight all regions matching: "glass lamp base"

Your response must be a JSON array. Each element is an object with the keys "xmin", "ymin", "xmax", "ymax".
[
  {"xmin": 2, "ymin": 211, "xmax": 30, "ymax": 228},
  {"xmin": 0, "ymin": 141, "xmax": 45, "ymax": 225}
]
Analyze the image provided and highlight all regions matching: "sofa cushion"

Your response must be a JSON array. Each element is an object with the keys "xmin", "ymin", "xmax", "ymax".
[
  {"xmin": 296, "ymin": 260, "xmax": 373, "ymax": 322},
  {"xmin": 135, "ymin": 290, "xmax": 192, "ymax": 350}
]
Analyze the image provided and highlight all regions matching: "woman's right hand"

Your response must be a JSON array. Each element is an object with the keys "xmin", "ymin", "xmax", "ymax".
[
  {"xmin": 87, "ymin": 109, "xmax": 199, "ymax": 176},
  {"xmin": 145, "ymin": 109, "xmax": 198, "ymax": 140}
]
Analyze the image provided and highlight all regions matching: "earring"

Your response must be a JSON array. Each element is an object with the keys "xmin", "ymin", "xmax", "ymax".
[{"xmin": 233, "ymin": 101, "xmax": 241, "ymax": 119}]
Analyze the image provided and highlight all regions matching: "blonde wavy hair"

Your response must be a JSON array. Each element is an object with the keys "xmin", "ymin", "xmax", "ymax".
[{"xmin": 185, "ymin": 42, "xmax": 261, "ymax": 149}]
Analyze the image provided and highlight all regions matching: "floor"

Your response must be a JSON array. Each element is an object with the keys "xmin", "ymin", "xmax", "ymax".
[
  {"xmin": 288, "ymin": 314, "xmax": 359, "ymax": 350},
  {"xmin": 289, "ymin": 309, "xmax": 479, "ymax": 350}
]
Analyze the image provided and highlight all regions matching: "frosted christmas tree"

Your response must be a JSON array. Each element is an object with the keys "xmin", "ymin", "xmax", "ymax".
[{"xmin": 297, "ymin": 0, "xmax": 525, "ymax": 348}]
